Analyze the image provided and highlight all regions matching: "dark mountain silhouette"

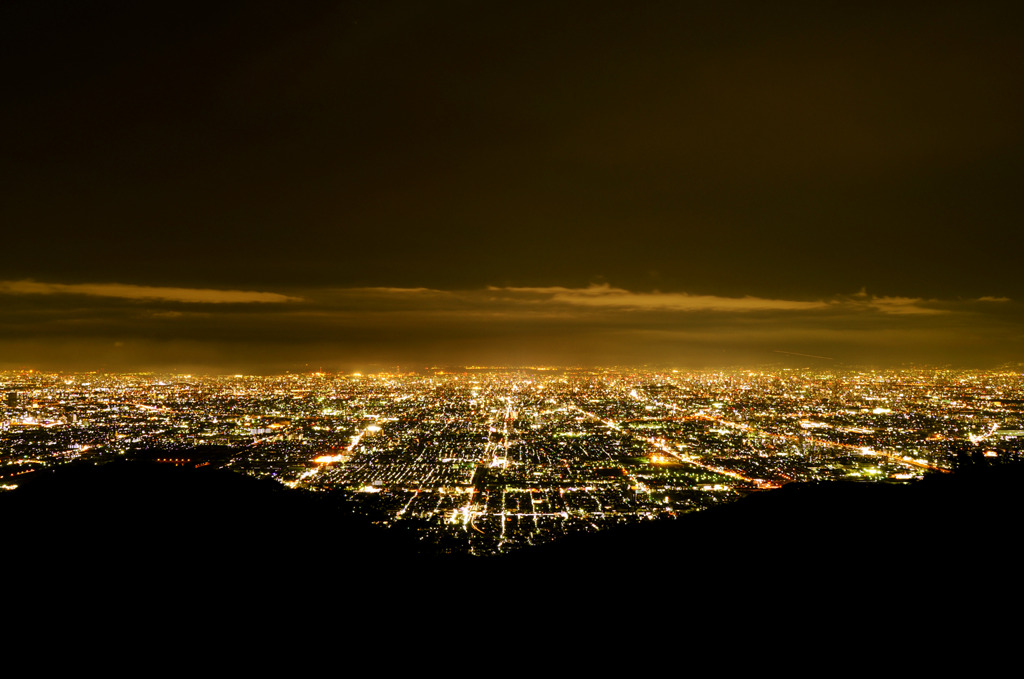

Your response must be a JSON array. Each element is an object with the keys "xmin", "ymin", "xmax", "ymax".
[
  {"xmin": 500, "ymin": 468, "xmax": 1021, "ymax": 576},
  {"xmin": 3, "ymin": 457, "xmax": 421, "ymax": 576},
  {"xmin": 5, "ymin": 455, "xmax": 1019, "ymax": 604}
]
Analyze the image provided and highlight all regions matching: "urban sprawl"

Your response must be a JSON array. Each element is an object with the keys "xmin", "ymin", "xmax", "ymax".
[{"xmin": 3, "ymin": 368, "xmax": 1021, "ymax": 555}]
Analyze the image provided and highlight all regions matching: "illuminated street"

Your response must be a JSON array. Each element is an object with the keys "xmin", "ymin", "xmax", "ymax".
[{"xmin": 4, "ymin": 367, "xmax": 1021, "ymax": 555}]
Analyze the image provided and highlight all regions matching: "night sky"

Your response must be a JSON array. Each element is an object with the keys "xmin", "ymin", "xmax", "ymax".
[{"xmin": 2, "ymin": 1, "xmax": 1022, "ymax": 372}]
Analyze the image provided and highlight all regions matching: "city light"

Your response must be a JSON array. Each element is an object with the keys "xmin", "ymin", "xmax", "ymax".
[{"xmin": 2, "ymin": 367, "xmax": 1021, "ymax": 556}]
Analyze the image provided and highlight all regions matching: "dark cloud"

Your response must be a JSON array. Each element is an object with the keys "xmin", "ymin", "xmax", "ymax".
[
  {"xmin": 0, "ymin": 281, "xmax": 1019, "ymax": 371},
  {"xmin": 0, "ymin": 279, "xmax": 299, "ymax": 303},
  {"xmin": 1, "ymin": 2, "xmax": 1021, "ymax": 369}
]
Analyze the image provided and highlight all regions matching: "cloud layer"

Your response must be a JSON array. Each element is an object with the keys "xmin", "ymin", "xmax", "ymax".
[
  {"xmin": 0, "ymin": 280, "xmax": 1017, "ymax": 372},
  {"xmin": 0, "ymin": 280, "xmax": 300, "ymax": 304}
]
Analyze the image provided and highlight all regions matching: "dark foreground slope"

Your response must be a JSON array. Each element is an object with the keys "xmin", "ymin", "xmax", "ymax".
[
  {"xmin": 502, "ymin": 468, "xmax": 1022, "ymax": 578},
  {"xmin": 7, "ymin": 459, "xmax": 1019, "ymax": 659},
  {"xmin": 5, "ymin": 458, "xmax": 1021, "ymax": 592},
  {"xmin": 3, "ymin": 459, "xmax": 420, "ymax": 574}
]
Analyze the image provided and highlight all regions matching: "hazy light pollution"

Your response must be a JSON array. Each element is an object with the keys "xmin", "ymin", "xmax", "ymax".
[{"xmin": 2, "ymin": 2, "xmax": 1022, "ymax": 371}]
